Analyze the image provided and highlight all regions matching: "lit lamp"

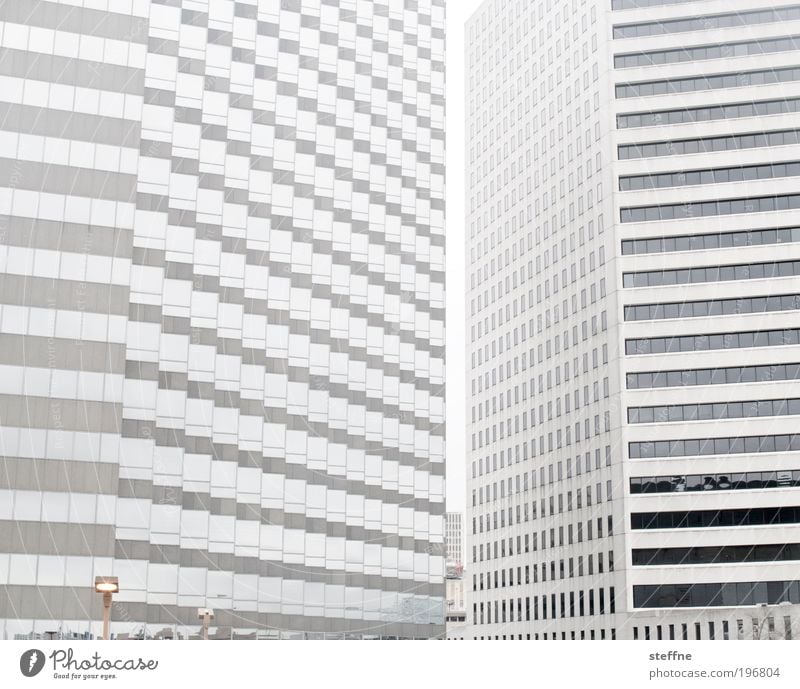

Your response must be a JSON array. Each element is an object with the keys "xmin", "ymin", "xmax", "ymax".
[
  {"xmin": 198, "ymin": 608, "xmax": 214, "ymax": 640},
  {"xmin": 94, "ymin": 576, "xmax": 119, "ymax": 641}
]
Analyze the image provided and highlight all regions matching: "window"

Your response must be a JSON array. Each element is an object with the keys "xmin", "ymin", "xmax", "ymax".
[
  {"xmin": 627, "ymin": 362, "xmax": 800, "ymax": 389},
  {"xmin": 615, "ymin": 38, "xmax": 800, "ymax": 69},
  {"xmin": 620, "ymin": 161, "xmax": 800, "ymax": 191},
  {"xmin": 631, "ymin": 469, "xmax": 800, "ymax": 495},
  {"xmin": 629, "ymin": 433, "xmax": 800, "ymax": 458},
  {"xmin": 613, "ymin": 0, "xmax": 712, "ymax": 8},
  {"xmin": 632, "ymin": 506, "xmax": 800, "ymax": 530},
  {"xmin": 625, "ymin": 327, "xmax": 800, "ymax": 356},
  {"xmin": 624, "ymin": 294, "xmax": 800, "ymax": 321},
  {"xmin": 633, "ymin": 543, "xmax": 800, "ymax": 566},
  {"xmin": 620, "ymin": 193, "xmax": 800, "ymax": 223},
  {"xmin": 622, "ymin": 227, "xmax": 800, "ymax": 255},
  {"xmin": 618, "ymin": 97, "xmax": 800, "ymax": 129},
  {"xmin": 613, "ymin": 6, "xmax": 800, "ymax": 39},
  {"xmin": 620, "ymin": 129, "xmax": 800, "ymax": 161},
  {"xmin": 616, "ymin": 66, "xmax": 800, "ymax": 99},
  {"xmin": 634, "ymin": 580, "xmax": 800, "ymax": 608},
  {"xmin": 628, "ymin": 398, "xmax": 800, "ymax": 424}
]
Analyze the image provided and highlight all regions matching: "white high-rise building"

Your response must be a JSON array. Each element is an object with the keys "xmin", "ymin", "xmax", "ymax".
[
  {"xmin": 466, "ymin": 0, "xmax": 800, "ymax": 641},
  {"xmin": 0, "ymin": 0, "xmax": 445, "ymax": 640}
]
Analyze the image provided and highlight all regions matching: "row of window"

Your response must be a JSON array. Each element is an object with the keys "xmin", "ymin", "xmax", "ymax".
[
  {"xmin": 633, "ymin": 580, "xmax": 800, "ymax": 608},
  {"xmin": 472, "ymin": 517, "xmax": 615, "ymax": 563},
  {"xmin": 630, "ymin": 470, "xmax": 800, "ymax": 494},
  {"xmin": 626, "ymin": 363, "xmax": 800, "ymax": 390},
  {"xmin": 612, "ymin": 0, "xmax": 701, "ymax": 9},
  {"xmin": 474, "ymin": 445, "xmax": 611, "ymax": 482},
  {"xmin": 474, "ymin": 483, "xmax": 614, "ymax": 528},
  {"xmin": 618, "ymin": 129, "xmax": 800, "ymax": 160},
  {"xmin": 617, "ymin": 96, "xmax": 800, "ymax": 129},
  {"xmin": 475, "ymin": 549, "xmax": 614, "ymax": 591},
  {"xmin": 613, "ymin": 6, "xmax": 800, "ymax": 39},
  {"xmin": 621, "ymin": 193, "xmax": 800, "ymax": 223},
  {"xmin": 629, "ymin": 398, "xmax": 800, "ymax": 424},
  {"xmin": 616, "ymin": 36, "xmax": 800, "ymax": 70},
  {"xmin": 633, "ymin": 543, "xmax": 800, "ymax": 567},
  {"xmin": 624, "ymin": 294, "xmax": 800, "ymax": 322},
  {"xmin": 625, "ymin": 327, "xmax": 800, "ymax": 356},
  {"xmin": 631, "ymin": 506, "xmax": 800, "ymax": 530},
  {"xmin": 473, "ymin": 587, "xmax": 616, "ymax": 625},
  {"xmin": 621, "ymin": 227, "xmax": 800, "ymax": 255},
  {"xmin": 623, "ymin": 260, "xmax": 800, "ymax": 288},
  {"xmin": 629, "ymin": 434, "xmax": 800, "ymax": 459},
  {"xmin": 620, "ymin": 161, "xmax": 800, "ymax": 191},
  {"xmin": 474, "ymin": 484, "xmax": 611, "ymax": 529},
  {"xmin": 477, "ymin": 631, "xmax": 616, "ymax": 640},
  {"xmin": 616, "ymin": 65, "xmax": 800, "ymax": 99},
  {"xmin": 633, "ymin": 620, "xmax": 742, "ymax": 641}
]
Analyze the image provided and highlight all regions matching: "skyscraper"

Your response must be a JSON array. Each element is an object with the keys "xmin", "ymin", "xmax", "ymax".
[
  {"xmin": 466, "ymin": 0, "xmax": 800, "ymax": 640},
  {"xmin": 0, "ymin": 0, "xmax": 445, "ymax": 640}
]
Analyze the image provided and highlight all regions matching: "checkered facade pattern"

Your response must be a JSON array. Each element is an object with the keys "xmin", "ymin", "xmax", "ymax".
[{"xmin": 0, "ymin": 0, "xmax": 445, "ymax": 640}]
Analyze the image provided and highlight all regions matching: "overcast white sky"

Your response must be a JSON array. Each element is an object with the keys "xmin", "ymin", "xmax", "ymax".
[{"xmin": 444, "ymin": 0, "xmax": 483, "ymax": 512}]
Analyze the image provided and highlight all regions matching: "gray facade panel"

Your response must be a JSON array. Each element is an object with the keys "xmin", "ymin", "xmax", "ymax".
[
  {"xmin": 0, "ymin": 48, "xmax": 144, "ymax": 93},
  {"xmin": 0, "ymin": 159, "xmax": 137, "ymax": 202}
]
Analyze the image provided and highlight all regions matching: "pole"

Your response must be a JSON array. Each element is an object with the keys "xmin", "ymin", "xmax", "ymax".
[
  {"xmin": 102, "ymin": 592, "xmax": 112, "ymax": 640},
  {"xmin": 203, "ymin": 614, "xmax": 209, "ymax": 640}
]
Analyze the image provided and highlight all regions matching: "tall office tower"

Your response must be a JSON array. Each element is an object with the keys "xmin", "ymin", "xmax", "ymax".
[
  {"xmin": 445, "ymin": 511, "xmax": 463, "ymax": 566},
  {"xmin": 466, "ymin": 0, "xmax": 800, "ymax": 641},
  {"xmin": 0, "ymin": 0, "xmax": 445, "ymax": 640}
]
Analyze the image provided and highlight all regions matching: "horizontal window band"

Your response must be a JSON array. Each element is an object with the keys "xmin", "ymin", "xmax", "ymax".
[
  {"xmin": 614, "ymin": 6, "xmax": 800, "ymax": 39},
  {"xmin": 616, "ymin": 65, "xmax": 800, "ymax": 99},
  {"xmin": 623, "ymin": 261, "xmax": 800, "ymax": 288},
  {"xmin": 630, "ymin": 470, "xmax": 800, "ymax": 495},
  {"xmin": 625, "ymin": 328, "xmax": 800, "ymax": 355},
  {"xmin": 624, "ymin": 294, "xmax": 800, "ymax": 321},
  {"xmin": 629, "ymin": 433, "xmax": 800, "ymax": 458},
  {"xmin": 632, "ymin": 543, "xmax": 800, "ymax": 566},
  {"xmin": 632, "ymin": 506, "xmax": 800, "ymax": 529},
  {"xmin": 621, "ymin": 193, "xmax": 800, "ymax": 223},
  {"xmin": 628, "ymin": 398, "xmax": 800, "ymax": 424},
  {"xmin": 620, "ymin": 160, "xmax": 800, "ymax": 191},
  {"xmin": 626, "ymin": 363, "xmax": 800, "ymax": 389},
  {"xmin": 621, "ymin": 226, "xmax": 800, "ymax": 255},
  {"xmin": 618, "ymin": 128, "xmax": 800, "ymax": 160},
  {"xmin": 615, "ymin": 36, "xmax": 800, "ymax": 69},
  {"xmin": 618, "ymin": 96, "xmax": 800, "ymax": 129},
  {"xmin": 633, "ymin": 580, "xmax": 800, "ymax": 608}
]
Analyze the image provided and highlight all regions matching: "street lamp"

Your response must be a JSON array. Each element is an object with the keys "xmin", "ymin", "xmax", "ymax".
[
  {"xmin": 94, "ymin": 576, "xmax": 119, "ymax": 641},
  {"xmin": 198, "ymin": 608, "xmax": 214, "ymax": 640},
  {"xmin": 756, "ymin": 601, "xmax": 792, "ymax": 640}
]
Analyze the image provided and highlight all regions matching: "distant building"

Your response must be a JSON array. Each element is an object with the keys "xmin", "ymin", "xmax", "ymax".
[
  {"xmin": 445, "ymin": 511, "xmax": 464, "ymax": 567},
  {"xmin": 445, "ymin": 512, "xmax": 466, "ymax": 635}
]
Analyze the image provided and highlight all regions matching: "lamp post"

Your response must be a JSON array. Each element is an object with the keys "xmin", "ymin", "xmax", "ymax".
[
  {"xmin": 756, "ymin": 601, "xmax": 792, "ymax": 640},
  {"xmin": 198, "ymin": 608, "xmax": 214, "ymax": 640},
  {"xmin": 94, "ymin": 576, "xmax": 119, "ymax": 641}
]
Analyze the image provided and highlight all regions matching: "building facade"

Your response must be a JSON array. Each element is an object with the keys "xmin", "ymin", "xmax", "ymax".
[
  {"xmin": 0, "ymin": 0, "xmax": 445, "ymax": 640},
  {"xmin": 466, "ymin": 0, "xmax": 800, "ymax": 640}
]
